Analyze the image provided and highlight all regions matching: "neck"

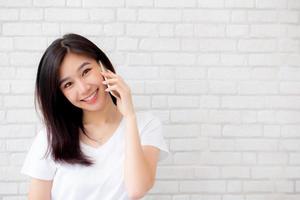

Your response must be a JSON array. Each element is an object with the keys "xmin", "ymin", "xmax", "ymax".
[{"xmin": 82, "ymin": 96, "xmax": 120, "ymax": 126}]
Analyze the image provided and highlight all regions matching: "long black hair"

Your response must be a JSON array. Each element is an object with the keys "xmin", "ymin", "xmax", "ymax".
[{"xmin": 35, "ymin": 33, "xmax": 117, "ymax": 166}]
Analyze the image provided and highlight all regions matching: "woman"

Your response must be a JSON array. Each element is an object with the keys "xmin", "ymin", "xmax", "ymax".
[{"xmin": 21, "ymin": 33, "xmax": 169, "ymax": 200}]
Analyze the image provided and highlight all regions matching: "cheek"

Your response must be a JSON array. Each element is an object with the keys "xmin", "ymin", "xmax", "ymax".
[
  {"xmin": 63, "ymin": 90, "xmax": 77, "ymax": 103},
  {"xmin": 91, "ymin": 72, "xmax": 104, "ymax": 82},
  {"xmin": 90, "ymin": 68, "xmax": 104, "ymax": 81}
]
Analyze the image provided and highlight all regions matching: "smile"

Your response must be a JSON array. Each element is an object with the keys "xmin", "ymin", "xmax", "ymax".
[{"xmin": 81, "ymin": 89, "xmax": 98, "ymax": 102}]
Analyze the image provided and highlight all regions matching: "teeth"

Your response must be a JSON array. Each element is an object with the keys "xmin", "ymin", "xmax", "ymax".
[{"xmin": 83, "ymin": 90, "xmax": 97, "ymax": 101}]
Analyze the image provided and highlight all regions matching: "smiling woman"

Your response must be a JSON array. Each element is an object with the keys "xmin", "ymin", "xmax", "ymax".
[
  {"xmin": 58, "ymin": 53, "xmax": 108, "ymax": 112},
  {"xmin": 20, "ymin": 33, "xmax": 170, "ymax": 200}
]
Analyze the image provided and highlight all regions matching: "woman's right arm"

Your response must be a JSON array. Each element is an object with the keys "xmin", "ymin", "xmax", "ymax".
[{"xmin": 28, "ymin": 178, "xmax": 53, "ymax": 200}]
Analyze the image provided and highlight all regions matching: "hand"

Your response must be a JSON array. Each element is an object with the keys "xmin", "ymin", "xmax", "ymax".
[{"xmin": 100, "ymin": 69, "xmax": 135, "ymax": 118}]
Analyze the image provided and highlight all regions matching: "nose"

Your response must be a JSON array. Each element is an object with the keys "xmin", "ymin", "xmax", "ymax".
[{"xmin": 77, "ymin": 79, "xmax": 91, "ymax": 96}]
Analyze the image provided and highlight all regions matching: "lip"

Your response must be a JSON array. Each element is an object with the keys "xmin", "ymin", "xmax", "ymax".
[{"xmin": 81, "ymin": 89, "xmax": 98, "ymax": 102}]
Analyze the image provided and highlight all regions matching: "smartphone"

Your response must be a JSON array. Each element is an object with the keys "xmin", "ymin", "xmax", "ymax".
[{"xmin": 99, "ymin": 60, "xmax": 120, "ymax": 99}]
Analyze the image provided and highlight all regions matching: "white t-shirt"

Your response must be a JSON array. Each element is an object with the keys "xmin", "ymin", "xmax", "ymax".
[{"xmin": 21, "ymin": 111, "xmax": 170, "ymax": 200}]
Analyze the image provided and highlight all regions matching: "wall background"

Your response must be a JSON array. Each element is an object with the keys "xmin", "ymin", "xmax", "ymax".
[{"xmin": 0, "ymin": 0, "xmax": 300, "ymax": 199}]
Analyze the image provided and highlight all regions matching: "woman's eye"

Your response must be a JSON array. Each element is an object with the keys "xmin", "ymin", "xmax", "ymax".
[
  {"xmin": 64, "ymin": 82, "xmax": 72, "ymax": 88},
  {"xmin": 83, "ymin": 68, "xmax": 91, "ymax": 76}
]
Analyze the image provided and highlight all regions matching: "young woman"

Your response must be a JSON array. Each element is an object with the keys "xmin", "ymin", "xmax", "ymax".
[{"xmin": 21, "ymin": 33, "xmax": 169, "ymax": 200}]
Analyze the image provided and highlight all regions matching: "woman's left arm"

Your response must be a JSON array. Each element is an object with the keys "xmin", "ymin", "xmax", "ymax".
[
  {"xmin": 124, "ymin": 114, "xmax": 160, "ymax": 199},
  {"xmin": 101, "ymin": 70, "xmax": 160, "ymax": 199}
]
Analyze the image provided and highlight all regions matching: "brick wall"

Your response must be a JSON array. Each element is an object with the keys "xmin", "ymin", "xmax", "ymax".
[{"xmin": 0, "ymin": 0, "xmax": 300, "ymax": 199}]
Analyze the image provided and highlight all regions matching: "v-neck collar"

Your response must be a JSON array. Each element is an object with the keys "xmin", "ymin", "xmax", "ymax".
[{"xmin": 80, "ymin": 116, "xmax": 124, "ymax": 153}]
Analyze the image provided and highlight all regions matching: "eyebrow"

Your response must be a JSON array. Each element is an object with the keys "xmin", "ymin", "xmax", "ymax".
[{"xmin": 59, "ymin": 61, "xmax": 91, "ymax": 86}]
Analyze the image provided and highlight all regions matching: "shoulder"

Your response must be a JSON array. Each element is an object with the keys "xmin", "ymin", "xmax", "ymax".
[
  {"xmin": 30, "ymin": 126, "xmax": 52, "ymax": 158},
  {"xmin": 34, "ymin": 127, "xmax": 49, "ymax": 147},
  {"xmin": 135, "ymin": 110, "xmax": 162, "ymax": 134},
  {"xmin": 21, "ymin": 126, "xmax": 57, "ymax": 180},
  {"xmin": 135, "ymin": 110, "xmax": 161, "ymax": 126}
]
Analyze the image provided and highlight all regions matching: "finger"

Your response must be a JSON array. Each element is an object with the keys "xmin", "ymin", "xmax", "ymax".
[
  {"xmin": 102, "ymin": 79, "xmax": 124, "ymax": 92},
  {"xmin": 102, "ymin": 77, "xmax": 127, "ymax": 93},
  {"xmin": 102, "ymin": 72, "xmax": 128, "ymax": 97},
  {"xmin": 102, "ymin": 78, "xmax": 118, "ymax": 85},
  {"xmin": 105, "ymin": 85, "xmax": 121, "ymax": 98},
  {"xmin": 110, "ymin": 90, "xmax": 121, "ymax": 99},
  {"xmin": 105, "ymin": 84, "xmax": 125, "ymax": 96},
  {"xmin": 107, "ymin": 69, "xmax": 116, "ymax": 75},
  {"xmin": 102, "ymin": 71, "xmax": 125, "ymax": 86},
  {"xmin": 105, "ymin": 84, "xmax": 118, "ymax": 92},
  {"xmin": 101, "ymin": 70, "xmax": 117, "ymax": 78}
]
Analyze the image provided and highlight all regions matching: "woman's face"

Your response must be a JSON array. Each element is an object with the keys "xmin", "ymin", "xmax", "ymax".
[{"xmin": 58, "ymin": 52, "xmax": 109, "ymax": 111}]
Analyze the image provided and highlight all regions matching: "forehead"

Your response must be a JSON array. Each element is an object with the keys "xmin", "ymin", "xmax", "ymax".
[{"xmin": 59, "ymin": 53, "xmax": 94, "ymax": 77}]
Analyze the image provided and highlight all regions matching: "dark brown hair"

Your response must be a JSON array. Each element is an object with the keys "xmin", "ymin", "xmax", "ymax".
[{"xmin": 35, "ymin": 33, "xmax": 117, "ymax": 166}]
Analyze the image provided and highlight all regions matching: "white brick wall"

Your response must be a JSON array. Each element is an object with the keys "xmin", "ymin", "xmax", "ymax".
[{"xmin": 0, "ymin": 0, "xmax": 299, "ymax": 199}]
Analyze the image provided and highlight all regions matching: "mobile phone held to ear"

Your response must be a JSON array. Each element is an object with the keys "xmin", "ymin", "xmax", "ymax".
[{"xmin": 98, "ymin": 60, "xmax": 120, "ymax": 99}]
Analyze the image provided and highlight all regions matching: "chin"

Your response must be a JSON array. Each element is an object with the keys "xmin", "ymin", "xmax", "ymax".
[{"xmin": 80, "ymin": 95, "xmax": 108, "ymax": 112}]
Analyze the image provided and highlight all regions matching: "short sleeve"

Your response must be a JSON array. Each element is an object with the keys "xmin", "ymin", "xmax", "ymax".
[
  {"xmin": 140, "ymin": 113, "xmax": 170, "ymax": 162},
  {"xmin": 20, "ymin": 128, "xmax": 57, "ymax": 180}
]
